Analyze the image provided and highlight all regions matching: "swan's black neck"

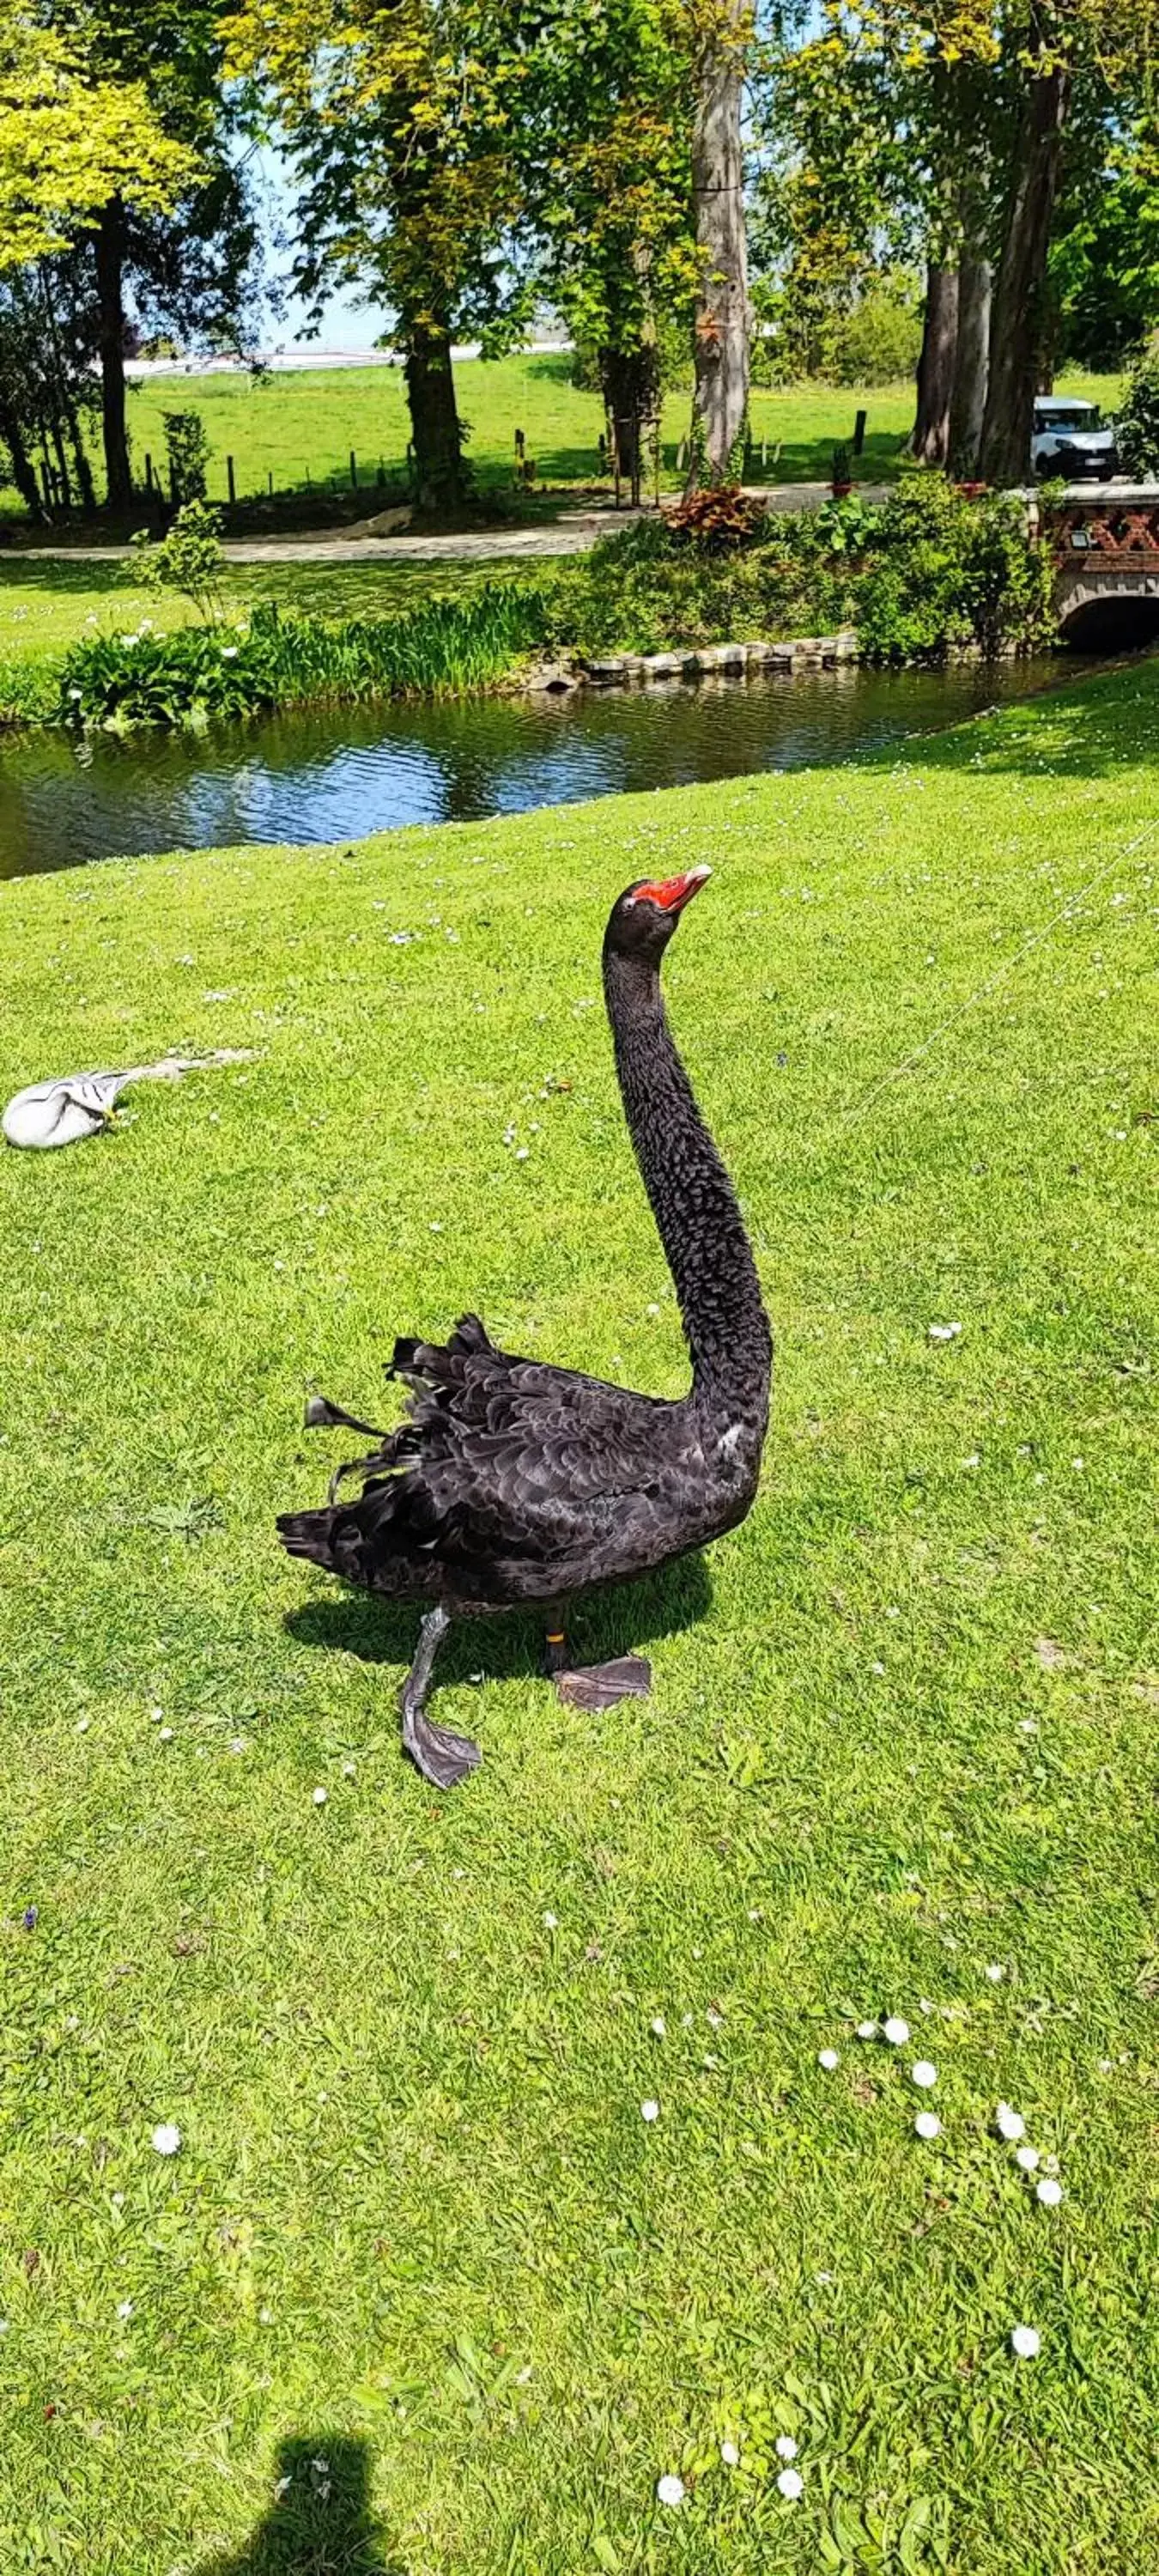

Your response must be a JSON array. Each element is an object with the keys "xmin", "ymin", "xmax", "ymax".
[{"xmin": 603, "ymin": 944, "xmax": 772, "ymax": 1418}]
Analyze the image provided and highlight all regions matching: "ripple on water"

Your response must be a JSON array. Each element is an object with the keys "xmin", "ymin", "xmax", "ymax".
[{"xmin": 0, "ymin": 659, "xmax": 1079, "ymax": 878}]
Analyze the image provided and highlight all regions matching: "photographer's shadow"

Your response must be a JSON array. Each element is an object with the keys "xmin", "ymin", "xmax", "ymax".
[{"xmin": 194, "ymin": 2434, "xmax": 402, "ymax": 2575}]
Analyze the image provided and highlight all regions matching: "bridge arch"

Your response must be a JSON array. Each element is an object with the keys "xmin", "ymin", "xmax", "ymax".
[{"xmin": 1050, "ymin": 490, "xmax": 1159, "ymax": 651}]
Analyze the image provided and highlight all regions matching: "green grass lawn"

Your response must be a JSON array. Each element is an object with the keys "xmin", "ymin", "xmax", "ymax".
[
  {"xmin": 0, "ymin": 660, "xmax": 1156, "ymax": 2573},
  {"xmin": 6, "ymin": 352, "xmax": 1122, "ymax": 518}
]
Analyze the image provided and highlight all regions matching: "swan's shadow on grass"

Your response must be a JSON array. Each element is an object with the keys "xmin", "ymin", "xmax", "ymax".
[
  {"xmin": 286, "ymin": 1552, "xmax": 713, "ymax": 1686},
  {"xmin": 193, "ymin": 2433, "xmax": 401, "ymax": 2574}
]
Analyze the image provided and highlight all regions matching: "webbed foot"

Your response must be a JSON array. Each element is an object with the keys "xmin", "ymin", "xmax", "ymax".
[
  {"xmin": 401, "ymin": 1704, "xmax": 482, "ymax": 1790},
  {"xmin": 553, "ymin": 1655, "xmax": 652, "ymax": 1712}
]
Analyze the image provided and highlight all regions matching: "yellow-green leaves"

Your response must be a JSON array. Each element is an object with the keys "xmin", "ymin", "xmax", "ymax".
[{"xmin": 0, "ymin": 7, "xmax": 200, "ymax": 268}]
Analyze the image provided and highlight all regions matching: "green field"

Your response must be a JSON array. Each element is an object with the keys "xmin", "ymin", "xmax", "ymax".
[
  {"xmin": 1, "ymin": 662, "xmax": 1156, "ymax": 2572},
  {"xmin": 44, "ymin": 353, "xmax": 1126, "ymax": 513}
]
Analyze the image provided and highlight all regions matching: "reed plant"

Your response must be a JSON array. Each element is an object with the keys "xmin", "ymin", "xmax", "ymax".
[{"xmin": 58, "ymin": 583, "xmax": 553, "ymax": 728}]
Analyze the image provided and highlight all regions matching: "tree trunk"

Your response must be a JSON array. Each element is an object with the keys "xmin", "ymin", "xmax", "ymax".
[
  {"xmin": 0, "ymin": 399, "xmax": 47, "ymax": 519},
  {"xmin": 404, "ymin": 324, "xmax": 466, "ymax": 515},
  {"xmin": 912, "ymin": 264, "xmax": 960, "ymax": 465},
  {"xmin": 979, "ymin": 33, "xmax": 1069, "ymax": 489},
  {"xmin": 686, "ymin": 0, "xmax": 749, "ymax": 492},
  {"xmin": 601, "ymin": 345, "xmax": 658, "ymax": 509},
  {"xmin": 949, "ymin": 256, "xmax": 992, "ymax": 475},
  {"xmin": 94, "ymin": 196, "xmax": 132, "ymax": 512}
]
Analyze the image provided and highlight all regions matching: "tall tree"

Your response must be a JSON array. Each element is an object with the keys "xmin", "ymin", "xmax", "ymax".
[
  {"xmin": 0, "ymin": 7, "xmax": 197, "ymax": 270},
  {"xmin": 49, "ymin": 1, "xmax": 255, "ymax": 512},
  {"xmin": 523, "ymin": 0, "xmax": 695, "ymax": 504},
  {"xmin": 686, "ymin": 0, "xmax": 755, "ymax": 489},
  {"xmin": 226, "ymin": 0, "xmax": 530, "ymax": 514}
]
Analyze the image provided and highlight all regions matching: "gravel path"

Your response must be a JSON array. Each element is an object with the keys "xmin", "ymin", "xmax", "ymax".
[{"xmin": 14, "ymin": 485, "xmax": 889, "ymax": 568}]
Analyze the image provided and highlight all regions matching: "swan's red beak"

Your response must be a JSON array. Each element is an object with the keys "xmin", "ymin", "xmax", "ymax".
[{"xmin": 634, "ymin": 866, "xmax": 712, "ymax": 914}]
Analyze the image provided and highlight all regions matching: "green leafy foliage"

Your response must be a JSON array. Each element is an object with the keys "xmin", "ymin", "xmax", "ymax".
[
  {"xmin": 1114, "ymin": 341, "xmax": 1159, "ymax": 477},
  {"xmin": 58, "ymin": 581, "xmax": 551, "ymax": 726},
  {"xmin": 550, "ymin": 475, "xmax": 1058, "ymax": 662},
  {"xmin": 161, "ymin": 410, "xmax": 211, "ymax": 506},
  {"xmin": 132, "ymin": 496, "xmax": 225, "ymax": 620}
]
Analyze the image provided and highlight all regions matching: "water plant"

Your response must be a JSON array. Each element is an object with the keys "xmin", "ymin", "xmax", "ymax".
[{"xmin": 58, "ymin": 582, "xmax": 553, "ymax": 727}]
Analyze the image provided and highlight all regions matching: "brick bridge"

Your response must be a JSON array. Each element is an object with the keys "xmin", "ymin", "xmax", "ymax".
[{"xmin": 1044, "ymin": 485, "xmax": 1159, "ymax": 647}]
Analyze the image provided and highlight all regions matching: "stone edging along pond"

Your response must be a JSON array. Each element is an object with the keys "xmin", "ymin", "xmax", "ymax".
[{"xmin": 526, "ymin": 630, "xmax": 861, "ymax": 692}]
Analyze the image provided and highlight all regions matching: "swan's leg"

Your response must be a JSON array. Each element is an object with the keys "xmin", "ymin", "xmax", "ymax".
[
  {"xmin": 543, "ymin": 1619, "xmax": 651, "ymax": 1712},
  {"xmin": 399, "ymin": 1607, "xmax": 481, "ymax": 1790}
]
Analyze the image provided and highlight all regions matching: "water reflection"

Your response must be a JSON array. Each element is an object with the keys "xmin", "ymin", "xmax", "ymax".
[{"xmin": 0, "ymin": 659, "xmax": 1069, "ymax": 879}]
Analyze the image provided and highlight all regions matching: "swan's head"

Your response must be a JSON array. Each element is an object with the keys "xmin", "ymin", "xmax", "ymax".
[{"xmin": 604, "ymin": 867, "xmax": 712, "ymax": 963}]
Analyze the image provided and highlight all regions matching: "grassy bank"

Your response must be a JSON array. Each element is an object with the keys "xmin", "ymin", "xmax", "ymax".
[
  {"xmin": 2, "ymin": 355, "xmax": 1124, "ymax": 525},
  {"xmin": 0, "ymin": 661, "xmax": 1156, "ymax": 2573}
]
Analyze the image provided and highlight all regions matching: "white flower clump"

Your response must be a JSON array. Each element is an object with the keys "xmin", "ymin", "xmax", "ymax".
[
  {"xmin": 312, "ymin": 1786, "xmax": 328, "ymax": 1807},
  {"xmin": 656, "ymin": 2474, "xmax": 685, "ymax": 2506},
  {"xmin": 640, "ymin": 2099, "xmax": 659, "ymax": 2123},
  {"xmin": 914, "ymin": 2111, "xmax": 942, "ymax": 2141},
  {"xmin": 911, "ymin": 2060, "xmax": 938, "ymax": 2089},
  {"xmin": 774, "ymin": 2436, "xmax": 798, "ymax": 2461},
  {"xmin": 856, "ymin": 2019, "xmax": 878, "ymax": 2039},
  {"xmin": 150, "ymin": 2122, "xmax": 180, "ymax": 2156},
  {"xmin": 1010, "ymin": 2324, "xmax": 1041, "ymax": 2360},
  {"xmin": 1036, "ymin": 2176, "xmax": 1064, "ymax": 2208},
  {"xmin": 777, "ymin": 2466, "xmax": 804, "ymax": 2500},
  {"xmin": 719, "ymin": 2439, "xmax": 739, "ymax": 2467},
  {"xmin": 1015, "ymin": 2144, "xmax": 1041, "ymax": 2172},
  {"xmin": 883, "ymin": 2016, "xmax": 910, "ymax": 2045},
  {"xmin": 817, "ymin": 2047, "xmax": 840, "ymax": 2071},
  {"xmin": 995, "ymin": 2102, "xmax": 1025, "ymax": 2142}
]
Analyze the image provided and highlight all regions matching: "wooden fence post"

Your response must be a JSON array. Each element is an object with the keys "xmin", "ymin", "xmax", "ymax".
[
  {"xmin": 853, "ymin": 409, "xmax": 867, "ymax": 456},
  {"xmin": 227, "ymin": 454, "xmax": 236, "ymax": 507},
  {"xmin": 349, "ymin": 449, "xmax": 358, "ymax": 489}
]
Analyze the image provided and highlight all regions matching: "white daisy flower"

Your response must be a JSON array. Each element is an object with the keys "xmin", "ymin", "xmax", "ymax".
[
  {"xmin": 150, "ymin": 2122, "xmax": 181, "ymax": 2156},
  {"xmin": 1015, "ymin": 2144, "xmax": 1041, "ymax": 2172},
  {"xmin": 313, "ymin": 1786, "xmax": 328, "ymax": 1807},
  {"xmin": 911, "ymin": 2060, "xmax": 938, "ymax": 2088},
  {"xmin": 1036, "ymin": 2177, "xmax": 1064, "ymax": 2207},
  {"xmin": 656, "ymin": 2474, "xmax": 684, "ymax": 2506},
  {"xmin": 774, "ymin": 2435, "xmax": 798, "ymax": 2461},
  {"xmin": 817, "ymin": 2047, "xmax": 840, "ymax": 2070},
  {"xmin": 914, "ymin": 2111, "xmax": 941, "ymax": 2140},
  {"xmin": 719, "ymin": 2439, "xmax": 739, "ymax": 2467},
  {"xmin": 1010, "ymin": 2324, "xmax": 1041, "ymax": 2360},
  {"xmin": 996, "ymin": 2102, "xmax": 1025, "ymax": 2141},
  {"xmin": 640, "ymin": 2099, "xmax": 660, "ymax": 2123},
  {"xmin": 777, "ymin": 2466, "xmax": 804, "ymax": 2500},
  {"xmin": 883, "ymin": 2017, "xmax": 910, "ymax": 2045}
]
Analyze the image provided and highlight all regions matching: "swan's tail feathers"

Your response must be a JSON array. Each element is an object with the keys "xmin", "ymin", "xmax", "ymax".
[
  {"xmin": 389, "ymin": 1311, "xmax": 495, "ymax": 1388},
  {"xmin": 276, "ymin": 1505, "xmax": 341, "ymax": 1570}
]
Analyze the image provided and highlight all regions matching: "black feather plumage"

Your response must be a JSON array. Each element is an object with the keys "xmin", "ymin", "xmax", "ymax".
[{"xmin": 277, "ymin": 872, "xmax": 772, "ymax": 1640}]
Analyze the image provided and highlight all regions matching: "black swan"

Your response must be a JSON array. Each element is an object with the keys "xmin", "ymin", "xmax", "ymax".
[{"xmin": 278, "ymin": 868, "xmax": 772, "ymax": 1789}]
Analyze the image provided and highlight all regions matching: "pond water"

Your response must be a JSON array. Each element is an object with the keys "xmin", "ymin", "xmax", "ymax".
[{"xmin": 0, "ymin": 656, "xmax": 1079, "ymax": 880}]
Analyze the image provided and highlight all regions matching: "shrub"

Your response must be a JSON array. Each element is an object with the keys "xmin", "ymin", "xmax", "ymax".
[
  {"xmin": 1114, "ymin": 343, "xmax": 1159, "ymax": 477},
  {"xmin": 58, "ymin": 584, "xmax": 552, "ymax": 729},
  {"xmin": 132, "ymin": 499, "xmax": 225, "ymax": 621},
  {"xmin": 668, "ymin": 483, "xmax": 763, "ymax": 551},
  {"xmin": 161, "ymin": 410, "xmax": 211, "ymax": 504}
]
